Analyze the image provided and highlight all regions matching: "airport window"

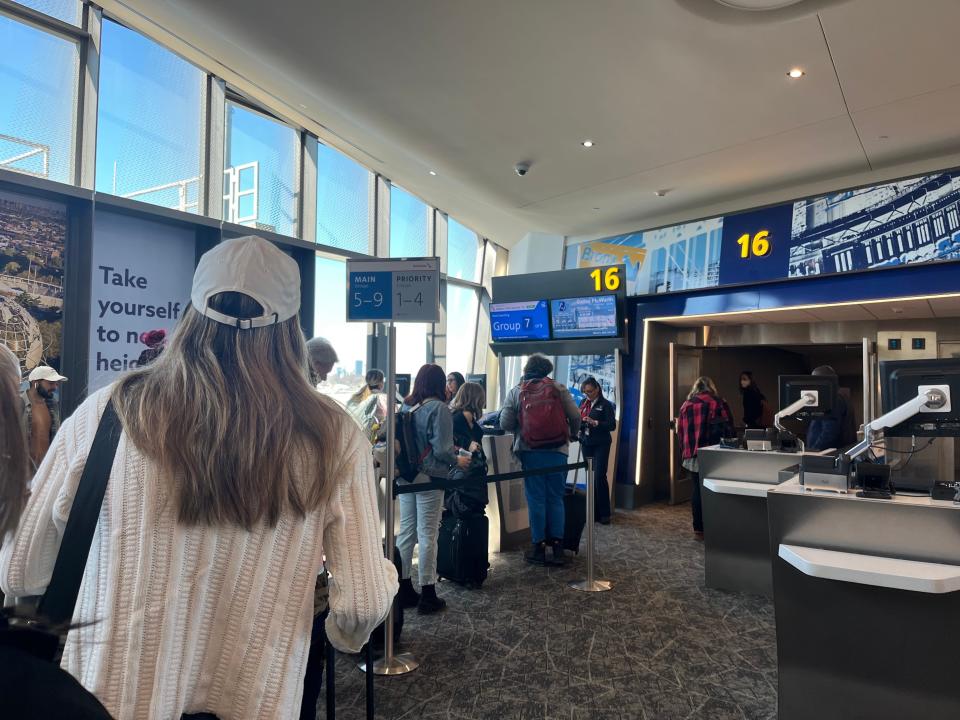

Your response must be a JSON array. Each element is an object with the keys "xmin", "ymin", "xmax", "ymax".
[
  {"xmin": 11, "ymin": 0, "xmax": 80, "ymax": 25},
  {"xmin": 0, "ymin": 13, "xmax": 79, "ymax": 183},
  {"xmin": 316, "ymin": 143, "xmax": 372, "ymax": 253},
  {"xmin": 389, "ymin": 185, "xmax": 429, "ymax": 257},
  {"xmin": 396, "ymin": 322, "xmax": 430, "ymax": 376},
  {"xmin": 313, "ymin": 255, "xmax": 368, "ymax": 404},
  {"xmin": 224, "ymin": 101, "xmax": 299, "ymax": 237},
  {"xmin": 446, "ymin": 283, "xmax": 479, "ymax": 376},
  {"xmin": 96, "ymin": 20, "xmax": 205, "ymax": 212},
  {"xmin": 447, "ymin": 217, "xmax": 482, "ymax": 282},
  {"xmin": 473, "ymin": 296, "xmax": 491, "ymax": 374},
  {"xmin": 482, "ymin": 240, "xmax": 498, "ymax": 294}
]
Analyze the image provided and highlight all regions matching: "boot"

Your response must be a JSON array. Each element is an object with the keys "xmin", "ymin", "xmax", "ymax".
[
  {"xmin": 417, "ymin": 584, "xmax": 447, "ymax": 614},
  {"xmin": 397, "ymin": 578, "xmax": 420, "ymax": 609},
  {"xmin": 549, "ymin": 539, "xmax": 568, "ymax": 566},
  {"xmin": 525, "ymin": 541, "xmax": 547, "ymax": 566}
]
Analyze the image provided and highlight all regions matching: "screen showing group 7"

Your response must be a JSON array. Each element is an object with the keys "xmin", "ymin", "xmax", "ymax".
[{"xmin": 490, "ymin": 300, "xmax": 550, "ymax": 341}]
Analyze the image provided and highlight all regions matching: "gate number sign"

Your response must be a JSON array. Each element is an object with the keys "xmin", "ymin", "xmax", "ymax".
[{"xmin": 346, "ymin": 257, "xmax": 440, "ymax": 323}]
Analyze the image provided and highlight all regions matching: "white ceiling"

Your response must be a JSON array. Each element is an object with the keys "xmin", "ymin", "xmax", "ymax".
[
  {"xmin": 654, "ymin": 294, "xmax": 960, "ymax": 326},
  {"xmin": 102, "ymin": 0, "xmax": 960, "ymax": 247}
]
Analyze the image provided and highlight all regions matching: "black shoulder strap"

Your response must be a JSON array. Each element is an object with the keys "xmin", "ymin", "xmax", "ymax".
[{"xmin": 38, "ymin": 398, "xmax": 122, "ymax": 626}]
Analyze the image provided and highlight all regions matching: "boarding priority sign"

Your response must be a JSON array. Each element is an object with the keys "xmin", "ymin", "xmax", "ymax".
[{"xmin": 346, "ymin": 257, "xmax": 440, "ymax": 323}]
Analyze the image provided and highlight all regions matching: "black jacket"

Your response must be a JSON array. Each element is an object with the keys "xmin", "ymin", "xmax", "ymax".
[{"xmin": 578, "ymin": 396, "xmax": 617, "ymax": 448}]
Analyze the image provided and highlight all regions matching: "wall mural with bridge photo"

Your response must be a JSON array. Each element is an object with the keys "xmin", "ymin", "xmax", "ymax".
[
  {"xmin": 570, "ymin": 168, "xmax": 960, "ymax": 296},
  {"xmin": 0, "ymin": 189, "xmax": 65, "ymax": 372}
]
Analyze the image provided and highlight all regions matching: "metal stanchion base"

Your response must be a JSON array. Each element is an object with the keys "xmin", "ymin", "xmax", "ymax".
[
  {"xmin": 568, "ymin": 579, "xmax": 613, "ymax": 592},
  {"xmin": 359, "ymin": 652, "xmax": 419, "ymax": 676}
]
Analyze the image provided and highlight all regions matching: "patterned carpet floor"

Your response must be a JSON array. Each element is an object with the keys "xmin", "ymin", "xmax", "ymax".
[{"xmin": 316, "ymin": 501, "xmax": 778, "ymax": 720}]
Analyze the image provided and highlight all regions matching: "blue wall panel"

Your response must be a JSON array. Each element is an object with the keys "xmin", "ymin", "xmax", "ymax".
[{"xmin": 615, "ymin": 262, "xmax": 960, "ymax": 488}]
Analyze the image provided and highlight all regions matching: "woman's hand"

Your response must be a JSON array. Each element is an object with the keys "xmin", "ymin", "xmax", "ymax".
[
  {"xmin": 468, "ymin": 441, "xmax": 481, "ymax": 453},
  {"xmin": 456, "ymin": 454, "xmax": 472, "ymax": 469}
]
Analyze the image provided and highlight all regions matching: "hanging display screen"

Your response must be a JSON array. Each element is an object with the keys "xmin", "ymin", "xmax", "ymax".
[
  {"xmin": 550, "ymin": 295, "xmax": 618, "ymax": 339},
  {"xmin": 490, "ymin": 300, "xmax": 550, "ymax": 341}
]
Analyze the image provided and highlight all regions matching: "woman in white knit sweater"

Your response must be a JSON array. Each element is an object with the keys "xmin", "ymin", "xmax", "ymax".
[{"xmin": 0, "ymin": 236, "xmax": 397, "ymax": 719}]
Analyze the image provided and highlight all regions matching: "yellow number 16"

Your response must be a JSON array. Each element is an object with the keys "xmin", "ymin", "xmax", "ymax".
[
  {"xmin": 590, "ymin": 266, "xmax": 621, "ymax": 291},
  {"xmin": 737, "ymin": 230, "xmax": 771, "ymax": 259}
]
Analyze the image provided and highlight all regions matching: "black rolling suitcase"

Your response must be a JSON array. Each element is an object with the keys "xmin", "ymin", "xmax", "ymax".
[
  {"xmin": 562, "ymin": 488, "xmax": 587, "ymax": 553},
  {"xmin": 437, "ymin": 511, "xmax": 489, "ymax": 587}
]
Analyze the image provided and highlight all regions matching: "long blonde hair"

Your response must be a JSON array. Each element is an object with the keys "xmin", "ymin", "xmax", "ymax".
[
  {"xmin": 0, "ymin": 344, "xmax": 28, "ymax": 537},
  {"xmin": 451, "ymin": 381, "xmax": 485, "ymax": 417},
  {"xmin": 686, "ymin": 376, "xmax": 719, "ymax": 401},
  {"xmin": 114, "ymin": 292, "xmax": 343, "ymax": 530}
]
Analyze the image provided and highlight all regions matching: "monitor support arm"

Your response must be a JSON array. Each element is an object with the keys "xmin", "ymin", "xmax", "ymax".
[
  {"xmin": 842, "ymin": 385, "xmax": 951, "ymax": 464},
  {"xmin": 774, "ymin": 391, "xmax": 819, "ymax": 432},
  {"xmin": 775, "ymin": 391, "xmax": 820, "ymax": 452}
]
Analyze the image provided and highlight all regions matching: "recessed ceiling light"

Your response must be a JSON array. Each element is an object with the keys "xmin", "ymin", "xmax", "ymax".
[
  {"xmin": 581, "ymin": 140, "xmax": 595, "ymax": 148},
  {"xmin": 787, "ymin": 68, "xmax": 805, "ymax": 78},
  {"xmin": 428, "ymin": 170, "xmax": 437, "ymax": 176}
]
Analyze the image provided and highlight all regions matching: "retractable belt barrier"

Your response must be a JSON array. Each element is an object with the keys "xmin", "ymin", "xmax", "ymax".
[{"xmin": 391, "ymin": 462, "xmax": 588, "ymax": 496}]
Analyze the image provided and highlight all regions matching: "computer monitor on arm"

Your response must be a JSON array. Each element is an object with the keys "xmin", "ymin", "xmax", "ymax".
[
  {"xmin": 841, "ymin": 358, "xmax": 960, "ymax": 464},
  {"xmin": 776, "ymin": 375, "xmax": 839, "ymax": 451}
]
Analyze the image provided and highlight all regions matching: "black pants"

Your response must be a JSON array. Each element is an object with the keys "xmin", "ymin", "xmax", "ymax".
[
  {"xmin": 584, "ymin": 443, "xmax": 612, "ymax": 521},
  {"xmin": 690, "ymin": 470, "xmax": 703, "ymax": 532},
  {"xmin": 300, "ymin": 610, "xmax": 328, "ymax": 720}
]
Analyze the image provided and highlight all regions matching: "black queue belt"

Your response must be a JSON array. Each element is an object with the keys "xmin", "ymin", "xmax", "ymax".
[{"xmin": 391, "ymin": 462, "xmax": 588, "ymax": 496}]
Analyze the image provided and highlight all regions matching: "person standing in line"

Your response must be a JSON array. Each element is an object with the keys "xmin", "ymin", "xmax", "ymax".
[
  {"xmin": 448, "ymin": 382, "xmax": 490, "ymax": 513},
  {"xmin": 445, "ymin": 371, "xmax": 466, "ymax": 403},
  {"xmin": 0, "ymin": 236, "xmax": 397, "ymax": 719},
  {"xmin": 676, "ymin": 376, "xmax": 734, "ymax": 540},
  {"xmin": 0, "ymin": 344, "xmax": 114, "ymax": 719},
  {"xmin": 500, "ymin": 354, "xmax": 581, "ymax": 566},
  {"xmin": 396, "ymin": 364, "xmax": 471, "ymax": 615},
  {"xmin": 347, "ymin": 369, "xmax": 385, "ymax": 409},
  {"xmin": 578, "ymin": 377, "xmax": 616, "ymax": 525},
  {"xmin": 739, "ymin": 371, "xmax": 766, "ymax": 429},
  {"xmin": 306, "ymin": 336, "xmax": 338, "ymax": 384},
  {"xmin": 21, "ymin": 365, "xmax": 67, "ymax": 468}
]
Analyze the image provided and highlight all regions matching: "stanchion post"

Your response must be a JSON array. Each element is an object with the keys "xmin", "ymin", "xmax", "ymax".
[
  {"xmin": 569, "ymin": 456, "xmax": 613, "ymax": 592},
  {"xmin": 359, "ymin": 322, "xmax": 419, "ymax": 676}
]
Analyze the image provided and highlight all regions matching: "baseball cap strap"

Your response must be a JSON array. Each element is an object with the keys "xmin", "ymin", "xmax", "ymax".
[{"xmin": 200, "ymin": 305, "xmax": 280, "ymax": 329}]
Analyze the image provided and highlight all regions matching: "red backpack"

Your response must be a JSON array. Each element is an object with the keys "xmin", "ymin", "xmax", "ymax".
[{"xmin": 518, "ymin": 378, "xmax": 569, "ymax": 449}]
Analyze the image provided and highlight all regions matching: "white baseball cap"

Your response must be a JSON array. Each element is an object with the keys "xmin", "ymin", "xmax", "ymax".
[
  {"xmin": 191, "ymin": 235, "xmax": 300, "ymax": 329},
  {"xmin": 29, "ymin": 366, "xmax": 67, "ymax": 383}
]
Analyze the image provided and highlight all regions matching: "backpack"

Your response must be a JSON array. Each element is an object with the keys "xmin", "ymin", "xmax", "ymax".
[
  {"xmin": 518, "ymin": 378, "xmax": 569, "ymax": 449},
  {"xmin": 704, "ymin": 397, "xmax": 734, "ymax": 446},
  {"xmin": 395, "ymin": 403, "xmax": 431, "ymax": 482}
]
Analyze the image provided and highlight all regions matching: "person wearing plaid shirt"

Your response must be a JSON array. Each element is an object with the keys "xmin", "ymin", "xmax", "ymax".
[{"xmin": 676, "ymin": 377, "xmax": 734, "ymax": 539}]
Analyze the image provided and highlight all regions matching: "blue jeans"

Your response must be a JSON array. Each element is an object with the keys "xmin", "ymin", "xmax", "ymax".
[
  {"xmin": 397, "ymin": 486, "xmax": 444, "ymax": 586},
  {"xmin": 519, "ymin": 451, "xmax": 567, "ymax": 544}
]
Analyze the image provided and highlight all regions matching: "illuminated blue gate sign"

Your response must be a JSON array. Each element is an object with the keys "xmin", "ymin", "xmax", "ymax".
[{"xmin": 346, "ymin": 257, "xmax": 440, "ymax": 323}]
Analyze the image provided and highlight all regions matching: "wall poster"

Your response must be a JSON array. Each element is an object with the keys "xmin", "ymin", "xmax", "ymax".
[
  {"xmin": 88, "ymin": 211, "xmax": 195, "ymax": 391},
  {"xmin": 569, "ymin": 168, "xmax": 960, "ymax": 297},
  {"xmin": 0, "ymin": 190, "xmax": 66, "ymax": 372}
]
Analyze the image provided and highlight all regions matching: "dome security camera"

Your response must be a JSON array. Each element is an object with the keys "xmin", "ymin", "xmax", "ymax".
[{"xmin": 514, "ymin": 162, "xmax": 531, "ymax": 177}]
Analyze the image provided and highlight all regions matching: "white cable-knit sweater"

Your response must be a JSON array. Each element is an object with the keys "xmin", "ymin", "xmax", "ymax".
[{"xmin": 0, "ymin": 388, "xmax": 398, "ymax": 719}]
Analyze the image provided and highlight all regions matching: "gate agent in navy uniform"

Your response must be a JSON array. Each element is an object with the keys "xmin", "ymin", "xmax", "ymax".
[{"xmin": 578, "ymin": 377, "xmax": 616, "ymax": 525}]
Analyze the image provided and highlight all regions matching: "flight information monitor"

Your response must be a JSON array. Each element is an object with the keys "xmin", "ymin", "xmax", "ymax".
[
  {"xmin": 550, "ymin": 295, "xmax": 618, "ymax": 339},
  {"xmin": 490, "ymin": 300, "xmax": 550, "ymax": 342}
]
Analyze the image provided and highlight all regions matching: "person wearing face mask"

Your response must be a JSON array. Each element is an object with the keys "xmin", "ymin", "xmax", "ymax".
[
  {"xmin": 21, "ymin": 365, "xmax": 67, "ymax": 468},
  {"xmin": 578, "ymin": 378, "xmax": 617, "ymax": 525}
]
